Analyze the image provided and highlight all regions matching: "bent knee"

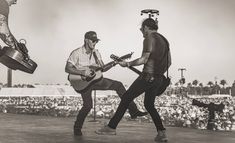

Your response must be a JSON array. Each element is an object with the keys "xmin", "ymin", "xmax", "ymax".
[
  {"xmin": 113, "ymin": 81, "xmax": 124, "ymax": 87},
  {"xmin": 82, "ymin": 105, "xmax": 92, "ymax": 112},
  {"xmin": 144, "ymin": 103, "xmax": 155, "ymax": 111}
]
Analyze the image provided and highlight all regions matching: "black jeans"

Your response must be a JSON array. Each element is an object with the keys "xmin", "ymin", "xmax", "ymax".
[
  {"xmin": 108, "ymin": 75, "xmax": 166, "ymax": 131},
  {"xmin": 75, "ymin": 77, "xmax": 140, "ymax": 129}
]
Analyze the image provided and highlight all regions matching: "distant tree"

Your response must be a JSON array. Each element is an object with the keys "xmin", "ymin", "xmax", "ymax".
[
  {"xmin": 203, "ymin": 86, "xmax": 211, "ymax": 95},
  {"xmin": 187, "ymin": 82, "xmax": 192, "ymax": 87},
  {"xmin": 233, "ymin": 80, "xmax": 235, "ymax": 87},
  {"xmin": 220, "ymin": 79, "xmax": 227, "ymax": 88},
  {"xmin": 192, "ymin": 80, "xmax": 199, "ymax": 95},
  {"xmin": 192, "ymin": 80, "xmax": 199, "ymax": 87},
  {"xmin": 207, "ymin": 81, "xmax": 214, "ymax": 87},
  {"xmin": 179, "ymin": 78, "xmax": 186, "ymax": 85},
  {"xmin": 213, "ymin": 82, "xmax": 221, "ymax": 94},
  {"xmin": 199, "ymin": 83, "xmax": 203, "ymax": 95},
  {"xmin": 199, "ymin": 83, "xmax": 203, "ymax": 87},
  {"xmin": 175, "ymin": 82, "xmax": 179, "ymax": 87},
  {"xmin": 187, "ymin": 83, "xmax": 193, "ymax": 95}
]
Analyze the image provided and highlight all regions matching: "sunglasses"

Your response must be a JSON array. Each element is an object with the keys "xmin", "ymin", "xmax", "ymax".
[{"xmin": 90, "ymin": 39, "xmax": 99, "ymax": 43}]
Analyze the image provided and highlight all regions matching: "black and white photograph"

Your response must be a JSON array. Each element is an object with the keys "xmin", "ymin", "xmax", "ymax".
[{"xmin": 0, "ymin": 0, "xmax": 235, "ymax": 143}]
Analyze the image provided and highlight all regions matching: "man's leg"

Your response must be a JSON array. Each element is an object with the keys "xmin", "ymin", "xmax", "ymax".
[
  {"xmin": 96, "ymin": 77, "xmax": 150, "ymax": 135},
  {"xmin": 144, "ymin": 91, "xmax": 167, "ymax": 142},
  {"xmin": 99, "ymin": 78, "xmax": 147, "ymax": 118},
  {"xmin": 144, "ymin": 91, "xmax": 165, "ymax": 131},
  {"xmin": 74, "ymin": 89, "xmax": 93, "ymax": 136},
  {"xmin": 144, "ymin": 76, "xmax": 167, "ymax": 142}
]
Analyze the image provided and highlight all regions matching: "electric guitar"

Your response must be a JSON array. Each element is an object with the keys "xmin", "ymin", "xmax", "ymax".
[
  {"xmin": 110, "ymin": 54, "xmax": 170, "ymax": 96},
  {"xmin": 110, "ymin": 54, "xmax": 142, "ymax": 75},
  {"xmin": 68, "ymin": 53, "xmax": 133, "ymax": 93},
  {"xmin": 0, "ymin": 39, "xmax": 37, "ymax": 74}
]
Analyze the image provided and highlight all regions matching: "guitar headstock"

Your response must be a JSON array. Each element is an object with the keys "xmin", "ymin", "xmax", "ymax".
[{"xmin": 110, "ymin": 52, "xmax": 133, "ymax": 61}]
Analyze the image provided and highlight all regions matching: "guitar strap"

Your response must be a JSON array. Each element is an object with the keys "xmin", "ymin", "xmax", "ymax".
[{"xmin": 93, "ymin": 50, "xmax": 102, "ymax": 67}]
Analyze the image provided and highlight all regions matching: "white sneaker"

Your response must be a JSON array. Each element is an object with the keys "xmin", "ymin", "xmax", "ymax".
[{"xmin": 95, "ymin": 125, "xmax": 116, "ymax": 135}]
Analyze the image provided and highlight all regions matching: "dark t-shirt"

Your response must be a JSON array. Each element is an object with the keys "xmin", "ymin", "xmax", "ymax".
[
  {"xmin": 142, "ymin": 32, "xmax": 171, "ymax": 75},
  {"xmin": 0, "ymin": 0, "xmax": 9, "ymax": 18}
]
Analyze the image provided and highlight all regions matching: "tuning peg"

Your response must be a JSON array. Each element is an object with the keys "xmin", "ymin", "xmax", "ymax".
[{"xmin": 19, "ymin": 39, "xmax": 27, "ymax": 45}]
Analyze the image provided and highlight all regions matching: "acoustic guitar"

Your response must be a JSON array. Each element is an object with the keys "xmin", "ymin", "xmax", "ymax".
[
  {"xmin": 68, "ymin": 53, "xmax": 133, "ymax": 93},
  {"xmin": 0, "ymin": 39, "xmax": 37, "ymax": 74}
]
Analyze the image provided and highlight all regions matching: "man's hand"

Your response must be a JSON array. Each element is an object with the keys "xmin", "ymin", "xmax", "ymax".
[
  {"xmin": 113, "ymin": 61, "xmax": 118, "ymax": 66},
  {"xmin": 84, "ymin": 69, "xmax": 95, "ymax": 78},
  {"xmin": 118, "ymin": 61, "xmax": 129, "ymax": 67}
]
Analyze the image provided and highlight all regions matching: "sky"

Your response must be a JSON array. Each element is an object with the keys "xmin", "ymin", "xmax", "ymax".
[{"xmin": 0, "ymin": 0, "xmax": 235, "ymax": 86}]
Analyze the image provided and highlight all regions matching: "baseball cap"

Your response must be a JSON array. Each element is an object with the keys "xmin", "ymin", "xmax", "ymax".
[{"xmin": 84, "ymin": 31, "xmax": 100, "ymax": 42}]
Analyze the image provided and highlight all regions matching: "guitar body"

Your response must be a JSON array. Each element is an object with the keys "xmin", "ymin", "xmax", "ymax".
[
  {"xmin": 68, "ymin": 70, "xmax": 103, "ymax": 93},
  {"xmin": 0, "ymin": 46, "xmax": 37, "ymax": 74}
]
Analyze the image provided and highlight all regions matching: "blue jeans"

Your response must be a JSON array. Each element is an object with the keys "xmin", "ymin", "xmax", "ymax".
[
  {"xmin": 75, "ymin": 78, "xmax": 139, "ymax": 129},
  {"xmin": 108, "ymin": 74, "xmax": 166, "ymax": 131}
]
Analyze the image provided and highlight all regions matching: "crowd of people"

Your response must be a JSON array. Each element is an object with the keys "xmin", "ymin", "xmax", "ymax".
[{"xmin": 0, "ymin": 93, "xmax": 234, "ymax": 131}]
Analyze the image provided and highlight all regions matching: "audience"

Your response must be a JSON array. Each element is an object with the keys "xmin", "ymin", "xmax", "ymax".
[{"xmin": 0, "ymin": 92, "xmax": 234, "ymax": 131}]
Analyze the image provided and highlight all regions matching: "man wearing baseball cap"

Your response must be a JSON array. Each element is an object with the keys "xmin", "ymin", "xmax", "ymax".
[
  {"xmin": 84, "ymin": 31, "xmax": 100, "ymax": 43},
  {"xmin": 65, "ymin": 31, "xmax": 148, "ymax": 136}
]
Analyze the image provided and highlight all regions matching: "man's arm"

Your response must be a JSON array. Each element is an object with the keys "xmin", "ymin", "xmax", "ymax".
[
  {"xmin": 119, "ymin": 35, "xmax": 153, "ymax": 67},
  {"xmin": 0, "ymin": 14, "xmax": 16, "ymax": 48},
  {"xmin": 65, "ymin": 62, "xmax": 87, "ymax": 76},
  {"xmin": 93, "ymin": 50, "xmax": 116, "ymax": 72},
  {"xmin": 126, "ymin": 52, "xmax": 150, "ymax": 67}
]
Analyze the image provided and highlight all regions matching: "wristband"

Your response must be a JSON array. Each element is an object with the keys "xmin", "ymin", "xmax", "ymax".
[{"xmin": 126, "ymin": 62, "xmax": 131, "ymax": 67}]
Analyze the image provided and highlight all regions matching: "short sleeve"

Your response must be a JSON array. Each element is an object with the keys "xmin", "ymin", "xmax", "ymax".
[
  {"xmin": 143, "ymin": 35, "xmax": 154, "ymax": 53},
  {"xmin": 67, "ymin": 50, "xmax": 79, "ymax": 66}
]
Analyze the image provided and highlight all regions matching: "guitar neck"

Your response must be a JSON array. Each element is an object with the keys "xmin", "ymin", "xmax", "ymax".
[
  {"xmin": 104, "ymin": 61, "xmax": 115, "ymax": 68},
  {"xmin": 128, "ymin": 66, "xmax": 142, "ymax": 75},
  {"xmin": 90, "ymin": 61, "xmax": 115, "ymax": 72},
  {"xmin": 100, "ymin": 61, "xmax": 115, "ymax": 72}
]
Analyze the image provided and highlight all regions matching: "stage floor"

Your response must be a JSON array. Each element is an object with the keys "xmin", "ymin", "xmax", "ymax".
[{"xmin": 0, "ymin": 113, "xmax": 234, "ymax": 143}]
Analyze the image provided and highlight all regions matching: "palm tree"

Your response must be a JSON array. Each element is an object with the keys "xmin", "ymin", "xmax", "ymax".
[
  {"xmin": 175, "ymin": 82, "xmax": 179, "ymax": 87},
  {"xmin": 219, "ymin": 79, "xmax": 227, "ymax": 94},
  {"xmin": 207, "ymin": 81, "xmax": 214, "ymax": 87},
  {"xmin": 186, "ymin": 83, "xmax": 192, "ymax": 95},
  {"xmin": 207, "ymin": 81, "xmax": 214, "ymax": 95},
  {"xmin": 192, "ymin": 80, "xmax": 199, "ymax": 87},
  {"xmin": 199, "ymin": 83, "xmax": 203, "ymax": 95},
  {"xmin": 192, "ymin": 80, "xmax": 199, "ymax": 95},
  {"xmin": 199, "ymin": 83, "xmax": 203, "ymax": 87},
  {"xmin": 220, "ymin": 79, "xmax": 227, "ymax": 88}
]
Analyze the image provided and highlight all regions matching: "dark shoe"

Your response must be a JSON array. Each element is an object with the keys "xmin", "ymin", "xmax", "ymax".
[
  {"xmin": 74, "ymin": 127, "xmax": 82, "ymax": 136},
  {"xmin": 131, "ymin": 111, "xmax": 148, "ymax": 119},
  {"xmin": 155, "ymin": 130, "xmax": 168, "ymax": 142}
]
